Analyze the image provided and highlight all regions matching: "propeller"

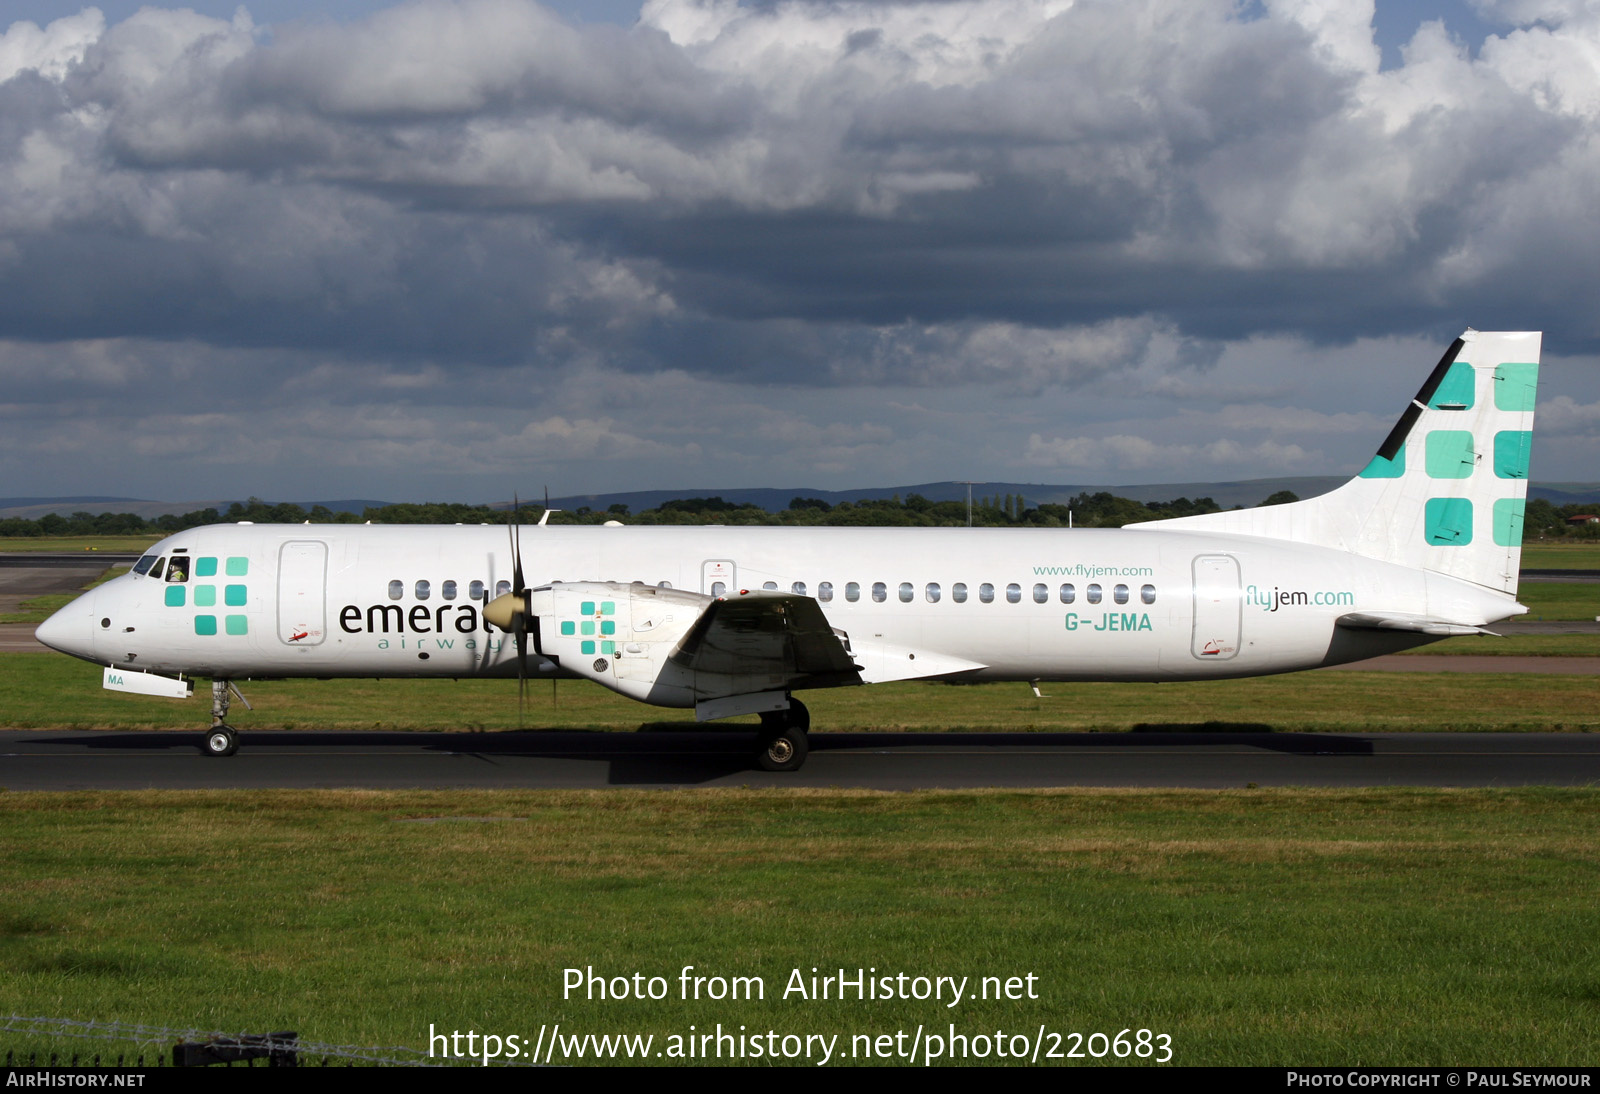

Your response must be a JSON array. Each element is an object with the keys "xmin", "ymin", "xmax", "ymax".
[{"xmin": 483, "ymin": 494, "xmax": 533, "ymax": 725}]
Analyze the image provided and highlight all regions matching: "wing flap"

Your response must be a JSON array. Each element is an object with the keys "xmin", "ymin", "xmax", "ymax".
[{"xmin": 670, "ymin": 590, "xmax": 858, "ymax": 677}]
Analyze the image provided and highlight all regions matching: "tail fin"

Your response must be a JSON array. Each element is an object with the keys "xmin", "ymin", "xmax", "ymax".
[{"xmin": 1128, "ymin": 330, "xmax": 1541, "ymax": 594}]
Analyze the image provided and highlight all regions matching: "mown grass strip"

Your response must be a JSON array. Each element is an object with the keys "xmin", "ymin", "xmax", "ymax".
[
  {"xmin": 3, "ymin": 651, "xmax": 1597, "ymax": 733},
  {"xmin": 0, "ymin": 788, "xmax": 1596, "ymax": 1066}
]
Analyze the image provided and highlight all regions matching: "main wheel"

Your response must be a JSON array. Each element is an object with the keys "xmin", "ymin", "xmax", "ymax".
[
  {"xmin": 756, "ymin": 725, "xmax": 808, "ymax": 772},
  {"xmin": 203, "ymin": 724, "xmax": 238, "ymax": 757}
]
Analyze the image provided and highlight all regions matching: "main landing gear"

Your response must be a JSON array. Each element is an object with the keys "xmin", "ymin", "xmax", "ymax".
[
  {"xmin": 755, "ymin": 697, "xmax": 810, "ymax": 772},
  {"xmin": 201, "ymin": 679, "xmax": 247, "ymax": 757}
]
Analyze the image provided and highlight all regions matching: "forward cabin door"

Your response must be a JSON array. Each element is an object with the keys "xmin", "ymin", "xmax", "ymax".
[
  {"xmin": 1191, "ymin": 555, "xmax": 1240, "ymax": 661},
  {"xmin": 277, "ymin": 541, "xmax": 328, "ymax": 646}
]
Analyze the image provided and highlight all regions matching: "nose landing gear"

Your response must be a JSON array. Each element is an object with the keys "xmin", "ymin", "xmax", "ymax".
[
  {"xmin": 200, "ymin": 679, "xmax": 248, "ymax": 757},
  {"xmin": 755, "ymin": 697, "xmax": 810, "ymax": 772}
]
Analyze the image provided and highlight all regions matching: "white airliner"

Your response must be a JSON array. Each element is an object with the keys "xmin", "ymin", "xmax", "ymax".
[{"xmin": 36, "ymin": 330, "xmax": 1539, "ymax": 771}]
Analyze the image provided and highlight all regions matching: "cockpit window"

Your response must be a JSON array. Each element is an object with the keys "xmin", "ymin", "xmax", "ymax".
[
  {"xmin": 166, "ymin": 558, "xmax": 190, "ymax": 583},
  {"xmin": 148, "ymin": 557, "xmax": 166, "ymax": 580},
  {"xmin": 133, "ymin": 554, "xmax": 158, "ymax": 576}
]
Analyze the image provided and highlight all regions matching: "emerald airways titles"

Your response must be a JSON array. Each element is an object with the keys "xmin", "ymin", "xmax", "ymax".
[{"xmin": 564, "ymin": 967, "xmax": 1041, "ymax": 1008}]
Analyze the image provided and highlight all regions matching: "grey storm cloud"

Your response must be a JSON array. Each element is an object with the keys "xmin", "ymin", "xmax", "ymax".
[
  {"xmin": 2, "ymin": 0, "xmax": 1598, "ymax": 499},
  {"xmin": 4, "ymin": 0, "xmax": 1600, "ymax": 370}
]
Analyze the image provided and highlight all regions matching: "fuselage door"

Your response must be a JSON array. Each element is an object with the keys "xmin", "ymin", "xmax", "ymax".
[
  {"xmin": 1191, "ymin": 554, "xmax": 1241, "ymax": 661},
  {"xmin": 278, "ymin": 541, "xmax": 328, "ymax": 646},
  {"xmin": 701, "ymin": 559, "xmax": 736, "ymax": 597}
]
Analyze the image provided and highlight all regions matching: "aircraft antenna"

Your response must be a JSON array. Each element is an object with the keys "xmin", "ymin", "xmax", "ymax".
[{"xmin": 956, "ymin": 481, "xmax": 985, "ymax": 527}]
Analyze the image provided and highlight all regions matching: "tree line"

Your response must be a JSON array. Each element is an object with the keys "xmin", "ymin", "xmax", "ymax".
[{"xmin": 4, "ymin": 491, "xmax": 1595, "ymax": 538}]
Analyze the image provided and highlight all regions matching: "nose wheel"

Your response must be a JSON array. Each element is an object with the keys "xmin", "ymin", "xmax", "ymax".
[
  {"xmin": 755, "ymin": 698, "xmax": 809, "ymax": 772},
  {"xmin": 203, "ymin": 724, "xmax": 239, "ymax": 757}
]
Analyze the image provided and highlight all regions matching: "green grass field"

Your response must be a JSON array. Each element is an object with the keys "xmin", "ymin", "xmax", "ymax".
[
  {"xmin": 3, "ymin": 650, "xmax": 1596, "ymax": 733},
  {"xmin": 1, "ymin": 788, "xmax": 1596, "ymax": 1066},
  {"xmin": 1522, "ymin": 542, "xmax": 1600, "ymax": 568},
  {"xmin": 0, "ymin": 536, "xmax": 159, "ymax": 553}
]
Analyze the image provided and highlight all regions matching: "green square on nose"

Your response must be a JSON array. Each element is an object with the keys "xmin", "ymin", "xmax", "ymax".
[
  {"xmin": 581, "ymin": 601, "xmax": 595, "ymax": 615},
  {"xmin": 196, "ymin": 557, "xmax": 218, "ymax": 577},
  {"xmin": 226, "ymin": 557, "xmax": 249, "ymax": 576},
  {"xmin": 194, "ymin": 616, "xmax": 217, "ymax": 636}
]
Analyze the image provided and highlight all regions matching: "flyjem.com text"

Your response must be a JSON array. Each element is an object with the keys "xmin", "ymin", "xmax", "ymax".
[{"xmin": 563, "ymin": 966, "xmax": 1039, "ymax": 1007}]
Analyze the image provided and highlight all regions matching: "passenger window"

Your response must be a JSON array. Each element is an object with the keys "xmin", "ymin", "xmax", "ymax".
[
  {"xmin": 1033, "ymin": 583, "xmax": 1048, "ymax": 603},
  {"xmin": 979, "ymin": 583, "xmax": 995, "ymax": 603},
  {"xmin": 711, "ymin": 581, "xmax": 727, "ymax": 597},
  {"xmin": 925, "ymin": 582, "xmax": 941, "ymax": 603},
  {"xmin": 898, "ymin": 582, "xmax": 913, "ymax": 603},
  {"xmin": 1114, "ymin": 584, "xmax": 1129, "ymax": 604},
  {"xmin": 415, "ymin": 580, "xmax": 431, "ymax": 600},
  {"xmin": 818, "ymin": 581, "xmax": 833, "ymax": 602},
  {"xmin": 470, "ymin": 579, "xmax": 485, "ymax": 600},
  {"xmin": 1060, "ymin": 583, "xmax": 1075, "ymax": 604},
  {"xmin": 1006, "ymin": 583, "xmax": 1021, "ymax": 603},
  {"xmin": 442, "ymin": 580, "xmax": 457, "ymax": 601},
  {"xmin": 1142, "ymin": 584, "xmax": 1156, "ymax": 604},
  {"xmin": 1087, "ymin": 583, "xmax": 1102, "ymax": 604},
  {"xmin": 792, "ymin": 581, "xmax": 807, "ymax": 596},
  {"xmin": 872, "ymin": 582, "xmax": 887, "ymax": 603},
  {"xmin": 388, "ymin": 580, "xmax": 403, "ymax": 600},
  {"xmin": 846, "ymin": 582, "xmax": 860, "ymax": 602},
  {"xmin": 496, "ymin": 580, "xmax": 511, "ymax": 597},
  {"xmin": 133, "ymin": 554, "xmax": 157, "ymax": 576},
  {"xmin": 952, "ymin": 582, "xmax": 967, "ymax": 603}
]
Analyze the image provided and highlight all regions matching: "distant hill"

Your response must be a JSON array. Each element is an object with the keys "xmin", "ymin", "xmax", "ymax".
[
  {"xmin": 7, "ymin": 478, "xmax": 1599, "ymax": 521},
  {"xmin": 0, "ymin": 498, "xmax": 387, "ymax": 520},
  {"xmin": 541, "ymin": 478, "xmax": 1351, "ymax": 514}
]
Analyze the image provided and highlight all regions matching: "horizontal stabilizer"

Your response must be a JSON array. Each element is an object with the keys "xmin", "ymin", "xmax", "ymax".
[{"xmin": 1336, "ymin": 611, "xmax": 1500, "ymax": 637}]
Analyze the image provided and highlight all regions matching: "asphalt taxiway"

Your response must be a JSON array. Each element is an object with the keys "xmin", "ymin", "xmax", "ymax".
[{"xmin": 3, "ymin": 728, "xmax": 1597, "ymax": 791}]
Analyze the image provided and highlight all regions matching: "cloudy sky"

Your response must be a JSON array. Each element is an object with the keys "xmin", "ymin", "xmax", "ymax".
[{"xmin": 2, "ymin": 0, "xmax": 1597, "ymax": 504}]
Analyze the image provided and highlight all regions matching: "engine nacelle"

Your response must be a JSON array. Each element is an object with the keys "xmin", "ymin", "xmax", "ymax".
[{"xmin": 528, "ymin": 581, "xmax": 811, "ymax": 715}]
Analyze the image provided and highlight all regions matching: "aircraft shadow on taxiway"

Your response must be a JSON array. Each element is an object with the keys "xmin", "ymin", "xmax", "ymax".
[{"xmin": 29, "ymin": 726, "xmax": 1377, "ymax": 785}]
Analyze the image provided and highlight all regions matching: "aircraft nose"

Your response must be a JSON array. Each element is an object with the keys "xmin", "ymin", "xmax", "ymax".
[{"xmin": 35, "ymin": 597, "xmax": 97, "ymax": 661}]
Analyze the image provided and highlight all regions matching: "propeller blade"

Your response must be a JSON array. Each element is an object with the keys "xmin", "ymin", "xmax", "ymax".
[{"xmin": 508, "ymin": 492, "xmax": 529, "ymax": 728}]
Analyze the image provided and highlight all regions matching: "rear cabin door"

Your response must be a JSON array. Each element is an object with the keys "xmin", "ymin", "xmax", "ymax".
[{"xmin": 1190, "ymin": 555, "xmax": 1241, "ymax": 661}]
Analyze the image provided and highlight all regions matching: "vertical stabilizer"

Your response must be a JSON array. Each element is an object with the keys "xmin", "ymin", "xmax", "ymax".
[{"xmin": 1127, "ymin": 330, "xmax": 1541, "ymax": 594}]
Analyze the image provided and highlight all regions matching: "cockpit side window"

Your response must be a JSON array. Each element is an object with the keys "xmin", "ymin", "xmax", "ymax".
[
  {"xmin": 166, "ymin": 556, "xmax": 190, "ymax": 583},
  {"xmin": 132, "ymin": 554, "xmax": 158, "ymax": 576},
  {"xmin": 148, "ymin": 557, "xmax": 166, "ymax": 580}
]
